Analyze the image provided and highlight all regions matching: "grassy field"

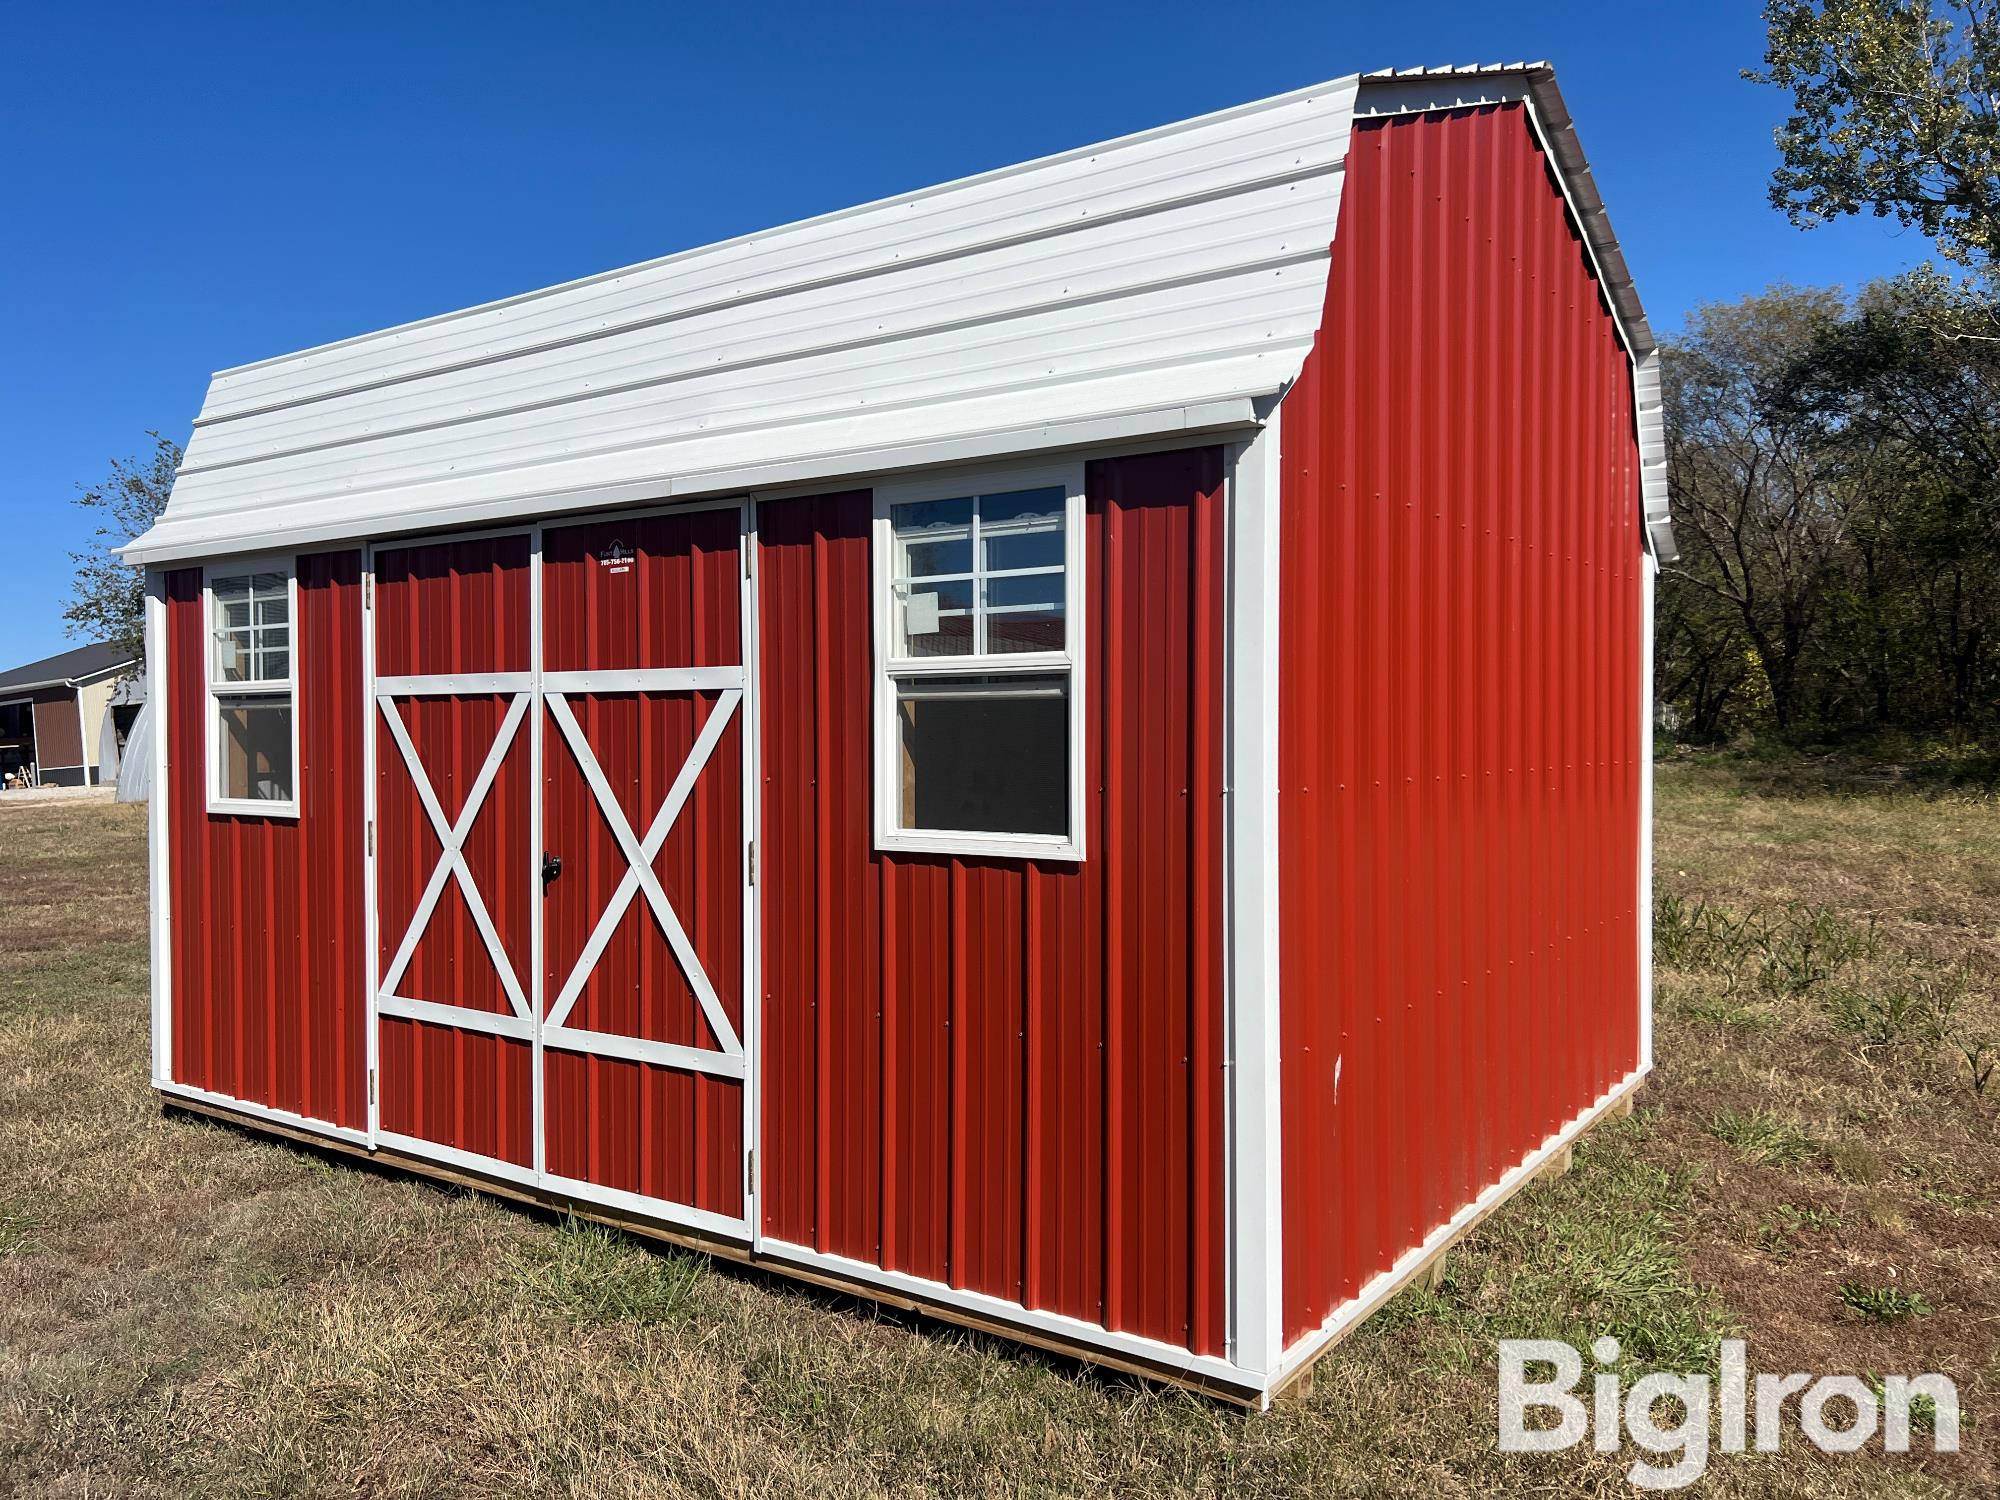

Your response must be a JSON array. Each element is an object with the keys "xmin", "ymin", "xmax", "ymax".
[{"xmin": 0, "ymin": 765, "xmax": 1994, "ymax": 1497}]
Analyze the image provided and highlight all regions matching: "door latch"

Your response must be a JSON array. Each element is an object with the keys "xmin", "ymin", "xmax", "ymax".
[{"xmin": 541, "ymin": 851, "xmax": 564, "ymax": 886}]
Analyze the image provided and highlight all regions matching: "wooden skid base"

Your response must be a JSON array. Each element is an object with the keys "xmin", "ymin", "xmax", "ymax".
[{"xmin": 158, "ymin": 1091, "xmax": 1262, "ymax": 1407}]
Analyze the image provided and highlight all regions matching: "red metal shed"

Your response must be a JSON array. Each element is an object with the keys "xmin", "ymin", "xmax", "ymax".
[{"xmin": 126, "ymin": 62, "xmax": 1673, "ymax": 1406}]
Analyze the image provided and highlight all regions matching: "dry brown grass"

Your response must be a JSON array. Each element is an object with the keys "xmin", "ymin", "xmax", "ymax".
[{"xmin": 0, "ymin": 770, "xmax": 1993, "ymax": 1496}]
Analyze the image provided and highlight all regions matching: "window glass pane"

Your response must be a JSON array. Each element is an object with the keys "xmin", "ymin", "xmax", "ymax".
[
  {"xmin": 983, "ymin": 529, "xmax": 1062, "ymax": 573},
  {"xmin": 215, "ymin": 628, "xmax": 252, "ymax": 683},
  {"xmin": 900, "ymin": 536, "xmax": 972, "ymax": 578},
  {"xmin": 892, "ymin": 497, "xmax": 973, "ymax": 536},
  {"xmin": 217, "ymin": 695, "xmax": 293, "ymax": 803},
  {"xmin": 985, "ymin": 574, "xmax": 1064, "ymax": 654},
  {"xmin": 980, "ymin": 487, "xmax": 1065, "ymax": 527},
  {"xmin": 898, "ymin": 577, "xmax": 974, "ymax": 658},
  {"xmin": 896, "ymin": 674, "xmax": 1067, "ymax": 837},
  {"xmin": 213, "ymin": 573, "xmax": 291, "ymax": 683}
]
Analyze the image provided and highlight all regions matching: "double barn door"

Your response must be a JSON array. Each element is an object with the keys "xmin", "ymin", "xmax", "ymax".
[{"xmin": 367, "ymin": 502, "xmax": 750, "ymax": 1237}]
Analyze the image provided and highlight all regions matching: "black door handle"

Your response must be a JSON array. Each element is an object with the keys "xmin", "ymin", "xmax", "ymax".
[{"xmin": 541, "ymin": 852, "xmax": 563, "ymax": 886}]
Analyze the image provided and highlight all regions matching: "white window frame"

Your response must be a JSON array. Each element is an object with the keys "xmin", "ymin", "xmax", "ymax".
[
  {"xmin": 871, "ymin": 460, "xmax": 1086, "ymax": 862},
  {"xmin": 202, "ymin": 557, "xmax": 300, "ymax": 818}
]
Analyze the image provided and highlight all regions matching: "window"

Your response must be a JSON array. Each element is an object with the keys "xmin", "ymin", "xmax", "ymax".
[
  {"xmin": 874, "ymin": 466, "xmax": 1084, "ymax": 859},
  {"xmin": 205, "ymin": 563, "xmax": 297, "ymax": 815}
]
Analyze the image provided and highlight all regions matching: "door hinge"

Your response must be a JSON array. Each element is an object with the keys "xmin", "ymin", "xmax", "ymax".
[
  {"xmin": 366, "ymin": 820, "xmax": 374, "ymax": 857},
  {"xmin": 747, "ymin": 840, "xmax": 755, "ymax": 885},
  {"xmin": 363, "ymin": 575, "xmax": 373, "ymax": 610},
  {"xmin": 368, "ymin": 1069, "xmax": 376, "ymax": 1106},
  {"xmin": 745, "ymin": 1148, "xmax": 754, "ymax": 1194}
]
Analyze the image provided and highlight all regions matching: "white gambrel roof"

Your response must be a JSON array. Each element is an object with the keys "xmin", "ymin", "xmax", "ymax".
[{"xmin": 127, "ymin": 64, "xmax": 1673, "ymax": 565}]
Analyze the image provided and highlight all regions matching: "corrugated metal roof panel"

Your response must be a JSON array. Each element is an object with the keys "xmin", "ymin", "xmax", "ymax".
[
  {"xmin": 129, "ymin": 77, "xmax": 1363, "ymax": 563},
  {"xmin": 127, "ymin": 63, "xmax": 1666, "ymax": 565}
]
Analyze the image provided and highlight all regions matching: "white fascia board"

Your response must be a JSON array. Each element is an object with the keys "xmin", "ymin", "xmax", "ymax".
[
  {"xmin": 1630, "ymin": 349, "xmax": 1677, "ymax": 561},
  {"xmin": 122, "ymin": 394, "xmax": 1268, "ymax": 565}
]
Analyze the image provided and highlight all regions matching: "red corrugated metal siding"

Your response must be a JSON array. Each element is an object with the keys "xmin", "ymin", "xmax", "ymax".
[
  {"xmin": 1278, "ymin": 103, "xmax": 1644, "ymax": 1345},
  {"xmin": 373, "ymin": 533, "xmax": 532, "ymax": 677},
  {"xmin": 757, "ymin": 450, "xmax": 1226, "ymax": 1355},
  {"xmin": 539, "ymin": 510, "xmax": 745, "ymax": 1219},
  {"xmin": 377, "ymin": 694, "xmax": 531, "ymax": 1018},
  {"xmin": 373, "ymin": 535, "xmax": 535, "ymax": 1165},
  {"xmin": 166, "ymin": 552, "xmax": 367, "ymax": 1127}
]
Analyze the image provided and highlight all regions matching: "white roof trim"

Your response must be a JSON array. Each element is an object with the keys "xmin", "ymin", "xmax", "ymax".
[{"xmin": 131, "ymin": 397, "xmax": 1265, "ymax": 565}]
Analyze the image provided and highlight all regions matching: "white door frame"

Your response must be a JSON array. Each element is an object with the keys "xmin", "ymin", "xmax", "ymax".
[{"xmin": 362, "ymin": 502, "xmax": 758, "ymax": 1242}]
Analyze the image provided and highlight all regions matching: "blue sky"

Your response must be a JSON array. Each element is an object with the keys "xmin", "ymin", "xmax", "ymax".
[{"xmin": 0, "ymin": 1, "xmax": 1932, "ymax": 665}]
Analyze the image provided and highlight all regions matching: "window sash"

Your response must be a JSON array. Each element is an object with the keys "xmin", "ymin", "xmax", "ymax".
[
  {"xmin": 874, "ymin": 464, "xmax": 1085, "ymax": 860},
  {"xmin": 204, "ymin": 561, "xmax": 299, "ymax": 816},
  {"xmin": 889, "ymin": 486, "xmax": 1070, "ymax": 659}
]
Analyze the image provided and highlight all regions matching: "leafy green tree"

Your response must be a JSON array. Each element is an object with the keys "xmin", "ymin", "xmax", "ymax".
[
  {"xmin": 64, "ymin": 434, "xmax": 180, "ymax": 667},
  {"xmin": 1663, "ymin": 288, "xmax": 1855, "ymax": 734},
  {"xmin": 1661, "ymin": 283, "xmax": 2000, "ymax": 745},
  {"xmin": 1775, "ymin": 273, "xmax": 2000, "ymax": 727},
  {"xmin": 1755, "ymin": 0, "xmax": 2000, "ymax": 269}
]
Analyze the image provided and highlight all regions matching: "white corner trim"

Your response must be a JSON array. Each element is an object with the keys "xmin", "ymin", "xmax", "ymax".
[
  {"xmin": 1224, "ymin": 423, "xmax": 1284, "ymax": 1379},
  {"xmin": 146, "ymin": 570, "xmax": 173, "ymax": 1087},
  {"xmin": 360, "ymin": 546, "xmax": 380, "ymax": 1147},
  {"xmin": 1640, "ymin": 555, "xmax": 1657, "ymax": 1073}
]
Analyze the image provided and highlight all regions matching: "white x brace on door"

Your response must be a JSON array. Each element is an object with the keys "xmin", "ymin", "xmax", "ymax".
[
  {"xmin": 539, "ymin": 674, "xmax": 745, "ymax": 1078},
  {"xmin": 375, "ymin": 686, "xmax": 535, "ymax": 1040}
]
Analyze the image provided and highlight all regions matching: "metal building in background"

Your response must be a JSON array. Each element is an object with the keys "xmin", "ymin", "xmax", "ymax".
[
  {"xmin": 0, "ymin": 641, "xmax": 139, "ymax": 789},
  {"xmin": 124, "ymin": 62, "xmax": 1669, "ymax": 1406}
]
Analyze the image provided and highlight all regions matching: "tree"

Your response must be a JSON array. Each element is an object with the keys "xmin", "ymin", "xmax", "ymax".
[
  {"xmin": 1754, "ymin": 0, "xmax": 2000, "ymax": 269},
  {"xmin": 1774, "ymin": 272, "xmax": 2000, "ymax": 727},
  {"xmin": 65, "ymin": 434, "xmax": 180, "ymax": 667},
  {"xmin": 1663, "ymin": 288, "xmax": 1857, "ymax": 733},
  {"xmin": 1659, "ymin": 283, "xmax": 2000, "ymax": 745}
]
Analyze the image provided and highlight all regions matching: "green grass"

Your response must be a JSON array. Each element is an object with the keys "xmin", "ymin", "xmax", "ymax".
[
  {"xmin": 1840, "ymin": 1283, "xmax": 1935, "ymax": 1323},
  {"xmin": 1, "ymin": 773, "xmax": 1995, "ymax": 1496},
  {"xmin": 511, "ymin": 1214, "xmax": 707, "ymax": 1326},
  {"xmin": 1709, "ymin": 1108, "xmax": 1823, "ymax": 1167},
  {"xmin": 1378, "ymin": 1120, "xmax": 1735, "ymax": 1376}
]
